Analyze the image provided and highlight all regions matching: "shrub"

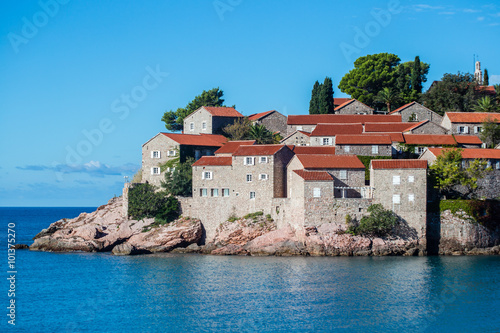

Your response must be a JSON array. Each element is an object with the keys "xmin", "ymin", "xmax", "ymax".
[
  {"xmin": 128, "ymin": 183, "xmax": 179, "ymax": 224},
  {"xmin": 354, "ymin": 204, "xmax": 397, "ymax": 237}
]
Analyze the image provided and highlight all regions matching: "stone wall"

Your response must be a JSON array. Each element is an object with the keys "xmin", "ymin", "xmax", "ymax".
[
  {"xmin": 400, "ymin": 104, "xmax": 443, "ymax": 125},
  {"xmin": 142, "ymin": 134, "xmax": 178, "ymax": 186},
  {"xmin": 183, "ymin": 108, "xmax": 213, "ymax": 134},
  {"xmin": 281, "ymin": 131, "xmax": 311, "ymax": 146},
  {"xmin": 287, "ymin": 124, "xmax": 317, "ymax": 135},
  {"xmin": 255, "ymin": 111, "xmax": 287, "ymax": 135},
  {"xmin": 408, "ymin": 121, "xmax": 448, "ymax": 135},
  {"xmin": 335, "ymin": 100, "xmax": 373, "ymax": 115}
]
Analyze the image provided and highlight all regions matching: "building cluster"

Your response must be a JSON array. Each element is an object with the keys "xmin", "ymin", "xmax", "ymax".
[{"xmin": 140, "ymin": 99, "xmax": 500, "ymax": 241}]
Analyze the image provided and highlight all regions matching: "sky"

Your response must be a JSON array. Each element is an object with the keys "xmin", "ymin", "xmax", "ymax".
[{"xmin": 1, "ymin": 0, "xmax": 499, "ymax": 207}]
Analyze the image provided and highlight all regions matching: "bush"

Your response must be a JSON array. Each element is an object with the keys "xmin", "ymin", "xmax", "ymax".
[
  {"xmin": 128, "ymin": 183, "xmax": 179, "ymax": 224},
  {"xmin": 353, "ymin": 204, "xmax": 397, "ymax": 237},
  {"xmin": 357, "ymin": 156, "xmax": 392, "ymax": 181}
]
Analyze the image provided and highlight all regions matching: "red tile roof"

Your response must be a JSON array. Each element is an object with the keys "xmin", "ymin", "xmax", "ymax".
[
  {"xmin": 287, "ymin": 146, "xmax": 336, "ymax": 155},
  {"xmin": 371, "ymin": 159, "xmax": 427, "ymax": 169},
  {"xmin": 333, "ymin": 99, "xmax": 373, "ymax": 111},
  {"xmin": 214, "ymin": 140, "xmax": 256, "ymax": 155},
  {"xmin": 248, "ymin": 110, "xmax": 274, "ymax": 121},
  {"xmin": 388, "ymin": 102, "xmax": 416, "ymax": 115},
  {"xmin": 453, "ymin": 135, "xmax": 482, "ymax": 145},
  {"xmin": 293, "ymin": 170, "xmax": 334, "ymax": 181},
  {"xmin": 403, "ymin": 134, "xmax": 457, "ymax": 146},
  {"xmin": 364, "ymin": 132, "xmax": 404, "ymax": 142},
  {"xmin": 427, "ymin": 148, "xmax": 500, "ymax": 159},
  {"xmin": 295, "ymin": 154, "xmax": 365, "ymax": 169},
  {"xmin": 288, "ymin": 114, "xmax": 402, "ymax": 125},
  {"xmin": 364, "ymin": 122, "xmax": 416, "ymax": 132},
  {"xmin": 445, "ymin": 112, "xmax": 500, "ymax": 124},
  {"xmin": 233, "ymin": 144, "xmax": 286, "ymax": 156},
  {"xmin": 160, "ymin": 133, "xmax": 228, "ymax": 147},
  {"xmin": 311, "ymin": 123, "xmax": 363, "ymax": 136},
  {"xmin": 335, "ymin": 134, "xmax": 392, "ymax": 145},
  {"xmin": 333, "ymin": 98, "xmax": 351, "ymax": 106},
  {"xmin": 202, "ymin": 106, "xmax": 244, "ymax": 117},
  {"xmin": 475, "ymin": 85, "xmax": 496, "ymax": 95},
  {"xmin": 402, "ymin": 120, "xmax": 429, "ymax": 132},
  {"xmin": 192, "ymin": 156, "xmax": 232, "ymax": 166}
]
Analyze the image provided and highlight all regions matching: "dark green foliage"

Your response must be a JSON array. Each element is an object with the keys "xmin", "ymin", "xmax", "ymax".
[
  {"xmin": 357, "ymin": 155, "xmax": 392, "ymax": 180},
  {"xmin": 223, "ymin": 120, "xmax": 277, "ymax": 144},
  {"xmin": 473, "ymin": 96, "xmax": 497, "ymax": 112},
  {"xmin": 128, "ymin": 183, "xmax": 179, "ymax": 224},
  {"xmin": 161, "ymin": 157, "xmax": 194, "ymax": 197},
  {"xmin": 411, "ymin": 56, "xmax": 423, "ymax": 93},
  {"xmin": 223, "ymin": 117, "xmax": 252, "ymax": 140},
  {"xmin": 439, "ymin": 200, "xmax": 500, "ymax": 228},
  {"xmin": 479, "ymin": 118, "xmax": 500, "ymax": 148},
  {"xmin": 309, "ymin": 81, "xmax": 321, "ymax": 114},
  {"xmin": 483, "ymin": 69, "xmax": 489, "ymax": 86},
  {"xmin": 375, "ymin": 87, "xmax": 400, "ymax": 113},
  {"xmin": 161, "ymin": 88, "xmax": 228, "ymax": 131},
  {"xmin": 351, "ymin": 204, "xmax": 397, "ymax": 237},
  {"xmin": 309, "ymin": 77, "xmax": 334, "ymax": 114},
  {"xmin": 244, "ymin": 211, "xmax": 264, "ymax": 219},
  {"xmin": 248, "ymin": 124, "xmax": 274, "ymax": 144}
]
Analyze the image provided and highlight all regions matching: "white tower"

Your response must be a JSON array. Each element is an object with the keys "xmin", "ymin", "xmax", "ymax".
[{"xmin": 474, "ymin": 61, "xmax": 483, "ymax": 84}]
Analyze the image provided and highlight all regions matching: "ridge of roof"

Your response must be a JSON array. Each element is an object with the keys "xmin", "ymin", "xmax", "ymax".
[
  {"xmin": 248, "ymin": 110, "xmax": 274, "ymax": 121},
  {"xmin": 293, "ymin": 170, "xmax": 334, "ymax": 181}
]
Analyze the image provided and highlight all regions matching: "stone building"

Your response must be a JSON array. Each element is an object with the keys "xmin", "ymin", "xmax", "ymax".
[
  {"xmin": 453, "ymin": 135, "xmax": 483, "ymax": 149},
  {"xmin": 370, "ymin": 159, "xmax": 428, "ymax": 238},
  {"xmin": 309, "ymin": 123, "xmax": 363, "ymax": 146},
  {"xmin": 402, "ymin": 134, "xmax": 457, "ymax": 156},
  {"xmin": 401, "ymin": 120, "xmax": 449, "ymax": 135},
  {"xmin": 287, "ymin": 146, "xmax": 336, "ymax": 155},
  {"xmin": 280, "ymin": 130, "xmax": 312, "ymax": 146},
  {"xmin": 441, "ymin": 112, "xmax": 500, "ymax": 136},
  {"xmin": 389, "ymin": 102, "xmax": 443, "ymax": 125},
  {"xmin": 334, "ymin": 99, "xmax": 374, "ymax": 115},
  {"xmin": 248, "ymin": 110, "xmax": 287, "ymax": 135},
  {"xmin": 214, "ymin": 140, "xmax": 256, "ymax": 156},
  {"xmin": 334, "ymin": 134, "xmax": 393, "ymax": 157},
  {"xmin": 141, "ymin": 132, "xmax": 227, "ymax": 186},
  {"xmin": 183, "ymin": 106, "xmax": 244, "ymax": 135}
]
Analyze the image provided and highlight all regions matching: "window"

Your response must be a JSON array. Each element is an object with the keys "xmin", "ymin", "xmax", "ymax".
[
  {"xmin": 222, "ymin": 188, "xmax": 230, "ymax": 197},
  {"xmin": 414, "ymin": 147, "xmax": 425, "ymax": 154},
  {"xmin": 245, "ymin": 157, "xmax": 255, "ymax": 165},
  {"xmin": 496, "ymin": 161, "xmax": 500, "ymax": 170},
  {"xmin": 260, "ymin": 156, "xmax": 268, "ymax": 163},
  {"xmin": 462, "ymin": 160, "xmax": 466, "ymax": 169},
  {"xmin": 408, "ymin": 194, "xmax": 415, "ymax": 202},
  {"xmin": 151, "ymin": 167, "xmax": 160, "ymax": 175},
  {"xmin": 339, "ymin": 170, "xmax": 347, "ymax": 180},
  {"xmin": 151, "ymin": 151, "xmax": 161, "ymax": 158},
  {"xmin": 487, "ymin": 160, "xmax": 492, "ymax": 168},
  {"xmin": 458, "ymin": 126, "xmax": 469, "ymax": 134},
  {"xmin": 372, "ymin": 145, "xmax": 379, "ymax": 154},
  {"xmin": 246, "ymin": 174, "xmax": 252, "ymax": 182},
  {"xmin": 322, "ymin": 138, "xmax": 331, "ymax": 146},
  {"xmin": 408, "ymin": 175, "xmax": 415, "ymax": 183},
  {"xmin": 211, "ymin": 189, "xmax": 219, "ymax": 197},
  {"xmin": 259, "ymin": 174, "xmax": 269, "ymax": 180},
  {"xmin": 393, "ymin": 175, "xmax": 400, "ymax": 185},
  {"xmin": 167, "ymin": 150, "xmax": 176, "ymax": 156},
  {"xmin": 250, "ymin": 192, "xmax": 256, "ymax": 199},
  {"xmin": 474, "ymin": 126, "xmax": 482, "ymax": 134},
  {"xmin": 344, "ymin": 145, "xmax": 350, "ymax": 153},
  {"xmin": 202, "ymin": 121, "xmax": 207, "ymax": 131},
  {"xmin": 200, "ymin": 188, "xmax": 208, "ymax": 197},
  {"xmin": 313, "ymin": 188, "xmax": 321, "ymax": 198},
  {"xmin": 202, "ymin": 171, "xmax": 213, "ymax": 180},
  {"xmin": 189, "ymin": 122, "xmax": 194, "ymax": 131},
  {"xmin": 393, "ymin": 194, "xmax": 401, "ymax": 204}
]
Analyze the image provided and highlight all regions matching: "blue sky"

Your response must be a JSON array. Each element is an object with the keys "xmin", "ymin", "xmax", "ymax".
[{"xmin": 1, "ymin": 0, "xmax": 499, "ymax": 207}]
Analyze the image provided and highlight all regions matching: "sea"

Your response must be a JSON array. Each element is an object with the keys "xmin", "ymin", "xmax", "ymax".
[{"xmin": 1, "ymin": 207, "xmax": 499, "ymax": 333}]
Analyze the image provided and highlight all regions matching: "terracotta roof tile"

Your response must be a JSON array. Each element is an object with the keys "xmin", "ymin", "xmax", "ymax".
[
  {"xmin": 202, "ymin": 106, "xmax": 244, "ymax": 117},
  {"xmin": 403, "ymin": 134, "xmax": 457, "ymax": 146},
  {"xmin": 427, "ymin": 148, "xmax": 500, "ymax": 159},
  {"xmin": 335, "ymin": 134, "xmax": 392, "ymax": 145},
  {"xmin": 453, "ymin": 135, "xmax": 482, "ymax": 145},
  {"xmin": 160, "ymin": 133, "xmax": 228, "ymax": 147},
  {"xmin": 388, "ymin": 102, "xmax": 416, "ymax": 115},
  {"xmin": 214, "ymin": 140, "xmax": 256, "ymax": 155},
  {"xmin": 192, "ymin": 156, "xmax": 232, "ymax": 166},
  {"xmin": 364, "ymin": 122, "xmax": 416, "ymax": 132},
  {"xmin": 288, "ymin": 146, "xmax": 336, "ymax": 154},
  {"xmin": 293, "ymin": 170, "xmax": 334, "ymax": 181},
  {"xmin": 402, "ymin": 120, "xmax": 429, "ymax": 132},
  {"xmin": 288, "ymin": 114, "xmax": 402, "ymax": 125},
  {"xmin": 311, "ymin": 123, "xmax": 363, "ymax": 136},
  {"xmin": 371, "ymin": 159, "xmax": 427, "ymax": 169},
  {"xmin": 233, "ymin": 144, "xmax": 286, "ymax": 156},
  {"xmin": 445, "ymin": 112, "xmax": 500, "ymax": 124},
  {"xmin": 333, "ymin": 98, "xmax": 351, "ymax": 106},
  {"xmin": 295, "ymin": 154, "xmax": 365, "ymax": 169},
  {"xmin": 364, "ymin": 132, "xmax": 404, "ymax": 142},
  {"xmin": 248, "ymin": 110, "xmax": 274, "ymax": 121},
  {"xmin": 333, "ymin": 98, "xmax": 373, "ymax": 111}
]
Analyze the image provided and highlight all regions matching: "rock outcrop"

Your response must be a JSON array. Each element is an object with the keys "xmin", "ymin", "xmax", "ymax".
[{"xmin": 30, "ymin": 197, "xmax": 202, "ymax": 254}]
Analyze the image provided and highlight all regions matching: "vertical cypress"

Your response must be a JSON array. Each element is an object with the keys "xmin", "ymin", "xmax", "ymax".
[
  {"xmin": 484, "ymin": 69, "xmax": 489, "ymax": 86},
  {"xmin": 411, "ymin": 56, "xmax": 423, "ymax": 93},
  {"xmin": 309, "ymin": 81, "xmax": 320, "ymax": 114}
]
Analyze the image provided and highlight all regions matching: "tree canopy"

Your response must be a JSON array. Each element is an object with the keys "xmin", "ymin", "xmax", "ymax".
[
  {"xmin": 161, "ymin": 88, "xmax": 228, "ymax": 131},
  {"xmin": 223, "ymin": 119, "xmax": 279, "ymax": 144},
  {"xmin": 479, "ymin": 118, "xmax": 500, "ymax": 148},
  {"xmin": 309, "ymin": 77, "xmax": 334, "ymax": 114},
  {"xmin": 161, "ymin": 157, "xmax": 194, "ymax": 197},
  {"xmin": 473, "ymin": 96, "xmax": 497, "ymax": 112}
]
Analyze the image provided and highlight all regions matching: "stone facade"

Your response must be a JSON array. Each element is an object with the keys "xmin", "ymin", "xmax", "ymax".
[
  {"xmin": 335, "ymin": 144, "xmax": 392, "ymax": 157},
  {"xmin": 404, "ymin": 120, "xmax": 449, "ymax": 135},
  {"xmin": 250, "ymin": 110, "xmax": 287, "ymax": 135},
  {"xmin": 287, "ymin": 124, "xmax": 317, "ymax": 135},
  {"xmin": 334, "ymin": 100, "xmax": 373, "ymax": 115},
  {"xmin": 183, "ymin": 106, "xmax": 242, "ymax": 135},
  {"xmin": 392, "ymin": 102, "xmax": 443, "ymax": 125},
  {"xmin": 281, "ymin": 130, "xmax": 311, "ymax": 146}
]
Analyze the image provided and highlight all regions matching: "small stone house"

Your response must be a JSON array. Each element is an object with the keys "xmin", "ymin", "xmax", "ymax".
[
  {"xmin": 248, "ymin": 110, "xmax": 287, "ymax": 135},
  {"xmin": 183, "ymin": 106, "xmax": 244, "ymax": 135},
  {"xmin": 335, "ymin": 134, "xmax": 393, "ymax": 157},
  {"xmin": 280, "ymin": 130, "xmax": 312, "ymax": 146},
  {"xmin": 389, "ymin": 102, "xmax": 443, "ymax": 125},
  {"xmin": 334, "ymin": 99, "xmax": 374, "ymax": 115},
  {"xmin": 441, "ymin": 112, "xmax": 500, "ymax": 136},
  {"xmin": 310, "ymin": 123, "xmax": 363, "ymax": 146},
  {"xmin": 141, "ymin": 132, "xmax": 227, "ymax": 186},
  {"xmin": 402, "ymin": 120, "xmax": 449, "ymax": 135}
]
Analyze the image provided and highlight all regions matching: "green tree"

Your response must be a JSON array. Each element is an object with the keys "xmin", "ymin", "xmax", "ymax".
[
  {"xmin": 462, "ymin": 159, "xmax": 491, "ymax": 198},
  {"xmin": 473, "ymin": 96, "xmax": 497, "ymax": 112},
  {"xmin": 394, "ymin": 59, "xmax": 430, "ymax": 105},
  {"xmin": 248, "ymin": 124, "xmax": 274, "ymax": 144},
  {"xmin": 309, "ymin": 81, "xmax": 321, "ymax": 114},
  {"xmin": 161, "ymin": 88, "xmax": 227, "ymax": 131},
  {"xmin": 128, "ymin": 183, "xmax": 179, "ymax": 223},
  {"xmin": 375, "ymin": 87, "xmax": 400, "ymax": 113},
  {"xmin": 223, "ymin": 117, "xmax": 252, "ymax": 140},
  {"xmin": 338, "ymin": 53, "xmax": 401, "ymax": 106},
  {"xmin": 355, "ymin": 204, "xmax": 397, "ymax": 237},
  {"xmin": 161, "ymin": 157, "xmax": 194, "ymax": 197},
  {"xmin": 317, "ymin": 77, "xmax": 335, "ymax": 114},
  {"xmin": 483, "ymin": 69, "xmax": 489, "ymax": 86},
  {"xmin": 411, "ymin": 55, "xmax": 424, "ymax": 93},
  {"xmin": 495, "ymin": 84, "xmax": 500, "ymax": 105},
  {"xmin": 479, "ymin": 118, "xmax": 500, "ymax": 148}
]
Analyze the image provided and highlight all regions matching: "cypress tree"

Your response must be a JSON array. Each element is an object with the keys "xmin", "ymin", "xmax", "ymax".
[
  {"xmin": 318, "ymin": 77, "xmax": 335, "ymax": 114},
  {"xmin": 309, "ymin": 81, "xmax": 320, "ymax": 114},
  {"xmin": 411, "ymin": 56, "xmax": 423, "ymax": 93},
  {"xmin": 484, "ymin": 69, "xmax": 489, "ymax": 86}
]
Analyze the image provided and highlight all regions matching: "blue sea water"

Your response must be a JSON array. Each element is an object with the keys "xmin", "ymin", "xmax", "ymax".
[{"xmin": 1, "ymin": 208, "xmax": 500, "ymax": 333}]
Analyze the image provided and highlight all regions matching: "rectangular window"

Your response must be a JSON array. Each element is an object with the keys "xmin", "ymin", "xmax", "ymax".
[
  {"xmin": 211, "ymin": 188, "xmax": 219, "ymax": 197},
  {"xmin": 222, "ymin": 188, "xmax": 230, "ymax": 197},
  {"xmin": 474, "ymin": 126, "xmax": 482, "ymax": 134},
  {"xmin": 393, "ymin": 194, "xmax": 401, "ymax": 204},
  {"xmin": 250, "ymin": 191, "xmax": 256, "ymax": 199},
  {"xmin": 372, "ymin": 145, "xmax": 379, "ymax": 154},
  {"xmin": 167, "ymin": 150, "xmax": 176, "ymax": 156},
  {"xmin": 458, "ymin": 126, "xmax": 469, "ymax": 134},
  {"xmin": 202, "ymin": 121, "xmax": 207, "ymax": 130},
  {"xmin": 408, "ymin": 194, "xmax": 415, "ymax": 202},
  {"xmin": 246, "ymin": 174, "xmax": 252, "ymax": 182},
  {"xmin": 200, "ymin": 188, "xmax": 208, "ymax": 197},
  {"xmin": 190, "ymin": 122, "xmax": 194, "ymax": 131},
  {"xmin": 259, "ymin": 174, "xmax": 269, "ymax": 180},
  {"xmin": 151, "ymin": 167, "xmax": 160, "ymax": 175},
  {"xmin": 322, "ymin": 138, "xmax": 330, "ymax": 146},
  {"xmin": 339, "ymin": 170, "xmax": 347, "ymax": 180},
  {"xmin": 313, "ymin": 188, "xmax": 321, "ymax": 198},
  {"xmin": 393, "ymin": 175, "xmax": 400, "ymax": 185},
  {"xmin": 462, "ymin": 160, "xmax": 466, "ymax": 169},
  {"xmin": 151, "ymin": 151, "xmax": 161, "ymax": 158},
  {"xmin": 245, "ymin": 157, "xmax": 255, "ymax": 165},
  {"xmin": 260, "ymin": 156, "xmax": 268, "ymax": 163},
  {"xmin": 202, "ymin": 171, "xmax": 213, "ymax": 180},
  {"xmin": 496, "ymin": 161, "xmax": 500, "ymax": 170},
  {"xmin": 408, "ymin": 175, "xmax": 415, "ymax": 183},
  {"xmin": 344, "ymin": 145, "xmax": 350, "ymax": 153},
  {"xmin": 487, "ymin": 160, "xmax": 492, "ymax": 168}
]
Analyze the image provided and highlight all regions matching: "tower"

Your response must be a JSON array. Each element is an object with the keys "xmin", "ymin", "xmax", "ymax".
[{"xmin": 474, "ymin": 61, "xmax": 483, "ymax": 84}]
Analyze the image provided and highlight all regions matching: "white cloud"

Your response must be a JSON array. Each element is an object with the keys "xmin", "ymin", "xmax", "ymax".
[
  {"xmin": 17, "ymin": 161, "xmax": 140, "ymax": 178},
  {"xmin": 439, "ymin": 11, "xmax": 456, "ymax": 15},
  {"xmin": 464, "ymin": 9, "xmax": 481, "ymax": 13},
  {"xmin": 478, "ymin": 16, "xmax": 485, "ymax": 21},
  {"xmin": 413, "ymin": 4, "xmax": 444, "ymax": 11}
]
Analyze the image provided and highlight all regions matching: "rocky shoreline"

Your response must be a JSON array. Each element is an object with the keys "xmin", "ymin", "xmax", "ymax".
[{"xmin": 29, "ymin": 197, "xmax": 500, "ymax": 256}]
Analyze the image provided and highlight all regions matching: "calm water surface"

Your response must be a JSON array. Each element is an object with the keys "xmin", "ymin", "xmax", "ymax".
[{"xmin": 1, "ymin": 208, "xmax": 499, "ymax": 333}]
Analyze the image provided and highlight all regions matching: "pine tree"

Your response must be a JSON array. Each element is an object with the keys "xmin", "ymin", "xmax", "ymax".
[
  {"xmin": 320, "ymin": 77, "xmax": 335, "ymax": 114},
  {"xmin": 309, "ymin": 81, "xmax": 320, "ymax": 114},
  {"xmin": 411, "ymin": 56, "xmax": 423, "ymax": 93},
  {"xmin": 484, "ymin": 69, "xmax": 489, "ymax": 86}
]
